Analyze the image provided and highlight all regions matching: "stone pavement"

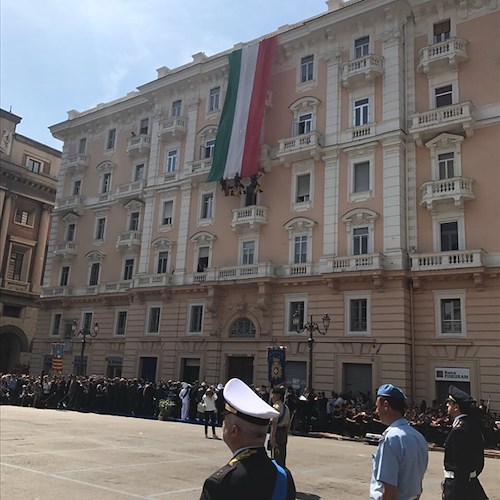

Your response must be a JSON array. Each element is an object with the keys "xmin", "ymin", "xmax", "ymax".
[{"xmin": 1, "ymin": 407, "xmax": 499, "ymax": 499}]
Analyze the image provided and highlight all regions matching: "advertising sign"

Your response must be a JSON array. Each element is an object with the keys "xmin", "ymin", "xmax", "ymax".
[{"xmin": 435, "ymin": 367, "xmax": 470, "ymax": 382}]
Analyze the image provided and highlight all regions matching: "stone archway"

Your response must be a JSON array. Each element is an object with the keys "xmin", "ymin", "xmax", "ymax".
[{"xmin": 0, "ymin": 325, "xmax": 29, "ymax": 373}]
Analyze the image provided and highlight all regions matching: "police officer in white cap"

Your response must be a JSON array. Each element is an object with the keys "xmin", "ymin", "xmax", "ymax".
[{"xmin": 200, "ymin": 378, "xmax": 296, "ymax": 500}]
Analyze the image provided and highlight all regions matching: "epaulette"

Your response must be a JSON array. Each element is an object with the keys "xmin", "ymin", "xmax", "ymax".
[
  {"xmin": 212, "ymin": 463, "xmax": 236, "ymax": 481},
  {"xmin": 455, "ymin": 419, "xmax": 465, "ymax": 429},
  {"xmin": 229, "ymin": 448, "xmax": 258, "ymax": 466}
]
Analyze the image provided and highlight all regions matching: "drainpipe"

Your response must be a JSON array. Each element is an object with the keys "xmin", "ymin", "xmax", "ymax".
[{"xmin": 410, "ymin": 278, "xmax": 416, "ymax": 404}]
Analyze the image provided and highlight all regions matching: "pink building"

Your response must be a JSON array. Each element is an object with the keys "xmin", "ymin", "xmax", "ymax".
[{"xmin": 33, "ymin": 0, "xmax": 500, "ymax": 410}]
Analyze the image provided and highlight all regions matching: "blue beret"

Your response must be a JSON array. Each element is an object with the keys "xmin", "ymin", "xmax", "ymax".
[{"xmin": 377, "ymin": 384, "xmax": 407, "ymax": 400}]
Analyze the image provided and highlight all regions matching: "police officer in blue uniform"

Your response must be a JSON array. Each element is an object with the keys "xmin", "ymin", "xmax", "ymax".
[
  {"xmin": 442, "ymin": 385, "xmax": 488, "ymax": 500},
  {"xmin": 200, "ymin": 378, "xmax": 296, "ymax": 500},
  {"xmin": 370, "ymin": 384, "xmax": 429, "ymax": 500}
]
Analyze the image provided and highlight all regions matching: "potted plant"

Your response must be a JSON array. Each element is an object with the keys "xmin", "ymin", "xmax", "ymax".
[{"xmin": 158, "ymin": 399, "xmax": 175, "ymax": 420}]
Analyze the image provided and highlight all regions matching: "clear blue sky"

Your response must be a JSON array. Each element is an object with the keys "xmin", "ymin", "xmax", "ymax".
[{"xmin": 1, "ymin": 0, "xmax": 327, "ymax": 150}]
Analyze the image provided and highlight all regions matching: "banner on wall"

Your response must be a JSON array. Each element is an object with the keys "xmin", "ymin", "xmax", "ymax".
[
  {"xmin": 267, "ymin": 347, "xmax": 286, "ymax": 387},
  {"xmin": 435, "ymin": 367, "xmax": 470, "ymax": 382},
  {"xmin": 52, "ymin": 343, "xmax": 64, "ymax": 372}
]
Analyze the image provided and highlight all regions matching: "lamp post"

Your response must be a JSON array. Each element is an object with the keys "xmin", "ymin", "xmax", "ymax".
[
  {"xmin": 292, "ymin": 312, "xmax": 330, "ymax": 393},
  {"xmin": 72, "ymin": 319, "xmax": 99, "ymax": 376}
]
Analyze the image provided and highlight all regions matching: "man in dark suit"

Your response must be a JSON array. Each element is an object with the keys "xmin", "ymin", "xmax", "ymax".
[
  {"xmin": 442, "ymin": 385, "xmax": 488, "ymax": 500},
  {"xmin": 200, "ymin": 378, "xmax": 296, "ymax": 500}
]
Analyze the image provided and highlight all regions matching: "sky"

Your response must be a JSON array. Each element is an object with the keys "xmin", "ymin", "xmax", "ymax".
[{"xmin": 1, "ymin": 0, "xmax": 328, "ymax": 150}]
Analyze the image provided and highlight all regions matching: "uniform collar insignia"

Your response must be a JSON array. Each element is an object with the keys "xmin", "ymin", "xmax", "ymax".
[{"xmin": 229, "ymin": 448, "xmax": 258, "ymax": 466}]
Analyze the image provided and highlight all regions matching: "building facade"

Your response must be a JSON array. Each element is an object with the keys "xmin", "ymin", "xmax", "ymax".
[
  {"xmin": 0, "ymin": 109, "xmax": 61, "ymax": 372},
  {"xmin": 32, "ymin": 0, "xmax": 500, "ymax": 410}
]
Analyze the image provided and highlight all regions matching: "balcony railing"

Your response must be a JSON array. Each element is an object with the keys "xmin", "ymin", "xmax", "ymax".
[
  {"xmin": 54, "ymin": 195, "xmax": 85, "ymax": 213},
  {"xmin": 42, "ymin": 286, "xmax": 73, "ymax": 297},
  {"xmin": 277, "ymin": 131, "xmax": 323, "ymax": 163},
  {"xmin": 280, "ymin": 263, "xmax": 316, "ymax": 277},
  {"xmin": 342, "ymin": 123, "xmax": 376, "ymax": 143},
  {"xmin": 186, "ymin": 158, "xmax": 212, "ymax": 181},
  {"xmin": 159, "ymin": 116, "xmax": 188, "ymax": 137},
  {"xmin": 409, "ymin": 101, "xmax": 475, "ymax": 144},
  {"xmin": 2, "ymin": 278, "xmax": 31, "ymax": 292},
  {"xmin": 417, "ymin": 38, "xmax": 468, "ymax": 74},
  {"xmin": 231, "ymin": 205, "xmax": 268, "ymax": 231},
  {"xmin": 421, "ymin": 177, "xmax": 475, "ymax": 210},
  {"xmin": 54, "ymin": 241, "xmax": 78, "ymax": 257},
  {"xmin": 126, "ymin": 134, "xmax": 151, "ymax": 156},
  {"xmin": 411, "ymin": 249, "xmax": 485, "ymax": 271},
  {"xmin": 133, "ymin": 274, "xmax": 172, "ymax": 288},
  {"xmin": 103, "ymin": 280, "xmax": 132, "ymax": 293},
  {"xmin": 340, "ymin": 54, "xmax": 384, "ymax": 88},
  {"xmin": 116, "ymin": 230, "xmax": 142, "ymax": 251},
  {"xmin": 63, "ymin": 154, "xmax": 89, "ymax": 172},
  {"xmin": 114, "ymin": 180, "xmax": 145, "ymax": 199},
  {"xmin": 216, "ymin": 263, "xmax": 275, "ymax": 281},
  {"xmin": 330, "ymin": 254, "xmax": 385, "ymax": 272}
]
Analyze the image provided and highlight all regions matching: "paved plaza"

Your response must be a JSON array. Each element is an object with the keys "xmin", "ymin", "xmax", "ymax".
[{"xmin": 1, "ymin": 406, "xmax": 498, "ymax": 499}]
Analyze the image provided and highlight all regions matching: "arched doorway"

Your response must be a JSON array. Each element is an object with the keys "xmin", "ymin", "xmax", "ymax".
[{"xmin": 0, "ymin": 326, "xmax": 29, "ymax": 373}]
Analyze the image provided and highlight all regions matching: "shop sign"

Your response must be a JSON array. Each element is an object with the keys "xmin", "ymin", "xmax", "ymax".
[{"xmin": 435, "ymin": 367, "xmax": 470, "ymax": 382}]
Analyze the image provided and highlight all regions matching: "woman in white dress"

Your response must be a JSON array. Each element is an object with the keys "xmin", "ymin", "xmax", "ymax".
[
  {"xmin": 201, "ymin": 388, "xmax": 219, "ymax": 438},
  {"xmin": 179, "ymin": 382, "xmax": 190, "ymax": 421}
]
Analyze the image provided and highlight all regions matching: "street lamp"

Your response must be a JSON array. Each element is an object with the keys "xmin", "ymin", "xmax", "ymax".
[
  {"xmin": 72, "ymin": 319, "xmax": 99, "ymax": 376},
  {"xmin": 292, "ymin": 312, "xmax": 330, "ymax": 393}
]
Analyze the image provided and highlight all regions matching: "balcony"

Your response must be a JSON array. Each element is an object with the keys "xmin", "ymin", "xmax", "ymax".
[
  {"xmin": 280, "ymin": 263, "xmax": 316, "ymax": 277},
  {"xmin": 133, "ymin": 274, "xmax": 172, "ymax": 288},
  {"xmin": 54, "ymin": 195, "xmax": 85, "ymax": 214},
  {"xmin": 409, "ymin": 101, "xmax": 475, "ymax": 145},
  {"xmin": 417, "ymin": 38, "xmax": 468, "ymax": 75},
  {"xmin": 2, "ymin": 278, "xmax": 31, "ymax": 293},
  {"xmin": 330, "ymin": 253, "xmax": 385, "ymax": 272},
  {"xmin": 411, "ymin": 249, "xmax": 485, "ymax": 271},
  {"xmin": 116, "ymin": 230, "xmax": 142, "ymax": 252},
  {"xmin": 103, "ymin": 280, "xmax": 132, "ymax": 293},
  {"xmin": 158, "ymin": 116, "xmax": 188, "ymax": 138},
  {"xmin": 421, "ymin": 177, "xmax": 475, "ymax": 210},
  {"xmin": 277, "ymin": 131, "xmax": 323, "ymax": 164},
  {"xmin": 63, "ymin": 154, "xmax": 89, "ymax": 173},
  {"xmin": 126, "ymin": 134, "xmax": 151, "ymax": 157},
  {"xmin": 54, "ymin": 241, "xmax": 78, "ymax": 258},
  {"xmin": 42, "ymin": 286, "xmax": 73, "ymax": 297},
  {"xmin": 186, "ymin": 158, "xmax": 212, "ymax": 181},
  {"xmin": 231, "ymin": 205, "xmax": 268, "ymax": 232},
  {"xmin": 114, "ymin": 180, "xmax": 145, "ymax": 200},
  {"xmin": 216, "ymin": 263, "xmax": 275, "ymax": 281},
  {"xmin": 341, "ymin": 123, "xmax": 376, "ymax": 143},
  {"xmin": 340, "ymin": 54, "xmax": 384, "ymax": 89}
]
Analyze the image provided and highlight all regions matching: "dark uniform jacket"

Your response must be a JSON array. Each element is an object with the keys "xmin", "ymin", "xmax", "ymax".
[
  {"xmin": 443, "ymin": 415, "xmax": 488, "ymax": 500},
  {"xmin": 200, "ymin": 446, "xmax": 296, "ymax": 500}
]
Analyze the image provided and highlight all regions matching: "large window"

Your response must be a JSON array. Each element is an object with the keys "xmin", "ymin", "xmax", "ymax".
[
  {"xmin": 203, "ymin": 139, "xmax": 216, "ymax": 159},
  {"xmin": 300, "ymin": 55, "xmax": 314, "ymax": 83},
  {"xmin": 106, "ymin": 128, "xmax": 116, "ymax": 150},
  {"xmin": 101, "ymin": 172, "xmax": 111, "ymax": 193},
  {"xmin": 89, "ymin": 263, "xmax": 100, "ymax": 286},
  {"xmin": 78, "ymin": 137, "xmax": 87, "ymax": 154},
  {"xmin": 72, "ymin": 180, "xmax": 81, "ymax": 196},
  {"xmin": 201, "ymin": 193, "xmax": 214, "ymax": 219},
  {"xmin": 354, "ymin": 98, "xmax": 370, "ymax": 126},
  {"xmin": 288, "ymin": 300, "xmax": 305, "ymax": 332},
  {"xmin": 296, "ymin": 113, "xmax": 313, "ymax": 135},
  {"xmin": 139, "ymin": 118, "xmax": 149, "ymax": 135},
  {"xmin": 435, "ymin": 291, "xmax": 466, "ymax": 338},
  {"xmin": 230, "ymin": 318, "xmax": 256, "ymax": 338},
  {"xmin": 345, "ymin": 292, "xmax": 371, "ymax": 336},
  {"xmin": 129, "ymin": 212, "xmax": 140, "ymax": 231},
  {"xmin": 66, "ymin": 223, "xmax": 76, "ymax": 242},
  {"xmin": 166, "ymin": 149, "xmax": 178, "ymax": 172},
  {"xmin": 162, "ymin": 201, "xmax": 173, "ymax": 226},
  {"xmin": 440, "ymin": 222, "xmax": 459, "ymax": 251},
  {"xmin": 8, "ymin": 251, "xmax": 24, "ymax": 281},
  {"xmin": 354, "ymin": 36, "xmax": 369, "ymax": 58},
  {"xmin": 172, "ymin": 99, "xmax": 182, "ymax": 117},
  {"xmin": 147, "ymin": 306, "xmax": 161, "ymax": 334},
  {"xmin": 157, "ymin": 251, "xmax": 169, "ymax": 273},
  {"xmin": 209, "ymin": 87, "xmax": 220, "ymax": 112},
  {"xmin": 51, "ymin": 313, "xmax": 62, "ymax": 337},
  {"xmin": 14, "ymin": 209, "xmax": 32, "ymax": 226},
  {"xmin": 60, "ymin": 266, "xmax": 70, "ymax": 286},
  {"xmin": 296, "ymin": 174, "xmax": 311, "ymax": 203},
  {"xmin": 438, "ymin": 153, "xmax": 455, "ymax": 179},
  {"xmin": 241, "ymin": 240, "xmax": 255, "ymax": 265},
  {"xmin": 27, "ymin": 158, "xmax": 42, "ymax": 173},
  {"xmin": 123, "ymin": 259, "xmax": 134, "ymax": 280},
  {"xmin": 115, "ymin": 311, "xmax": 127, "ymax": 336},
  {"xmin": 134, "ymin": 164, "xmax": 145, "ymax": 181},
  {"xmin": 433, "ymin": 19, "xmax": 451, "ymax": 43},
  {"xmin": 353, "ymin": 227, "xmax": 369, "ymax": 255},
  {"xmin": 354, "ymin": 162, "xmax": 370, "ymax": 193},
  {"xmin": 435, "ymin": 85, "xmax": 453, "ymax": 108},
  {"xmin": 95, "ymin": 218, "xmax": 106, "ymax": 240},
  {"xmin": 197, "ymin": 246, "xmax": 209, "ymax": 272},
  {"xmin": 293, "ymin": 235, "xmax": 308, "ymax": 264},
  {"xmin": 189, "ymin": 304, "xmax": 204, "ymax": 333}
]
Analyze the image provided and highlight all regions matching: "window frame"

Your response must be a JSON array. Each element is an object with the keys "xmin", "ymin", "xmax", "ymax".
[
  {"xmin": 353, "ymin": 98, "xmax": 370, "ymax": 127},
  {"xmin": 114, "ymin": 309, "xmax": 128, "ymax": 336},
  {"xmin": 432, "ymin": 212, "xmax": 465, "ymax": 252},
  {"xmin": 188, "ymin": 302, "xmax": 204, "ymax": 335},
  {"xmin": 344, "ymin": 291, "xmax": 371, "ymax": 336},
  {"xmin": 51, "ymin": 312, "xmax": 63, "ymax": 337},
  {"xmin": 300, "ymin": 54, "xmax": 314, "ymax": 83},
  {"xmin": 172, "ymin": 99, "xmax": 182, "ymax": 117},
  {"xmin": 60, "ymin": 265, "xmax": 70, "ymax": 286},
  {"xmin": 157, "ymin": 250, "xmax": 169, "ymax": 274},
  {"xmin": 166, "ymin": 149, "xmax": 178, "ymax": 173},
  {"xmin": 14, "ymin": 209, "xmax": 33, "ymax": 227},
  {"xmin": 434, "ymin": 290, "xmax": 467, "ymax": 338},
  {"xmin": 285, "ymin": 294, "xmax": 308, "ymax": 335},
  {"xmin": 106, "ymin": 128, "xmax": 117, "ymax": 151},
  {"xmin": 347, "ymin": 146, "xmax": 375, "ymax": 202},
  {"xmin": 134, "ymin": 163, "xmax": 145, "ymax": 181},
  {"xmin": 129, "ymin": 211, "xmax": 140, "ymax": 231},
  {"xmin": 161, "ymin": 199, "xmax": 174, "ymax": 228},
  {"xmin": 354, "ymin": 36, "xmax": 370, "ymax": 59},
  {"xmin": 27, "ymin": 158, "xmax": 42, "ymax": 173},
  {"xmin": 123, "ymin": 258, "xmax": 134, "ymax": 281},
  {"xmin": 435, "ymin": 84, "xmax": 453, "ymax": 108},
  {"xmin": 240, "ymin": 238, "xmax": 257, "ymax": 266},
  {"xmin": 208, "ymin": 86, "xmax": 221, "ymax": 113},
  {"xmin": 89, "ymin": 262, "xmax": 101, "ymax": 286},
  {"xmin": 94, "ymin": 217, "xmax": 106, "ymax": 242},
  {"xmin": 146, "ymin": 304, "xmax": 162, "ymax": 335}
]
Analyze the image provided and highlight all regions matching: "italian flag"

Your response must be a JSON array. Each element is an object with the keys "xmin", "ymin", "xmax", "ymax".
[{"xmin": 208, "ymin": 36, "xmax": 277, "ymax": 182}]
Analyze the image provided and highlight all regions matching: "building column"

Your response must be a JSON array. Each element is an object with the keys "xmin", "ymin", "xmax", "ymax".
[
  {"xmin": 31, "ymin": 205, "xmax": 51, "ymax": 292},
  {"xmin": 0, "ymin": 189, "xmax": 6, "ymax": 221},
  {"xmin": 0, "ymin": 193, "xmax": 14, "ymax": 274},
  {"xmin": 138, "ymin": 193, "xmax": 155, "ymax": 274}
]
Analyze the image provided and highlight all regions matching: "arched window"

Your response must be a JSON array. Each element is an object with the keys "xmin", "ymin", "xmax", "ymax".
[{"xmin": 229, "ymin": 318, "xmax": 256, "ymax": 338}]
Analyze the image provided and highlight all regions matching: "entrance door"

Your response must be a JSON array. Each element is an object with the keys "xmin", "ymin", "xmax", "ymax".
[
  {"xmin": 343, "ymin": 363, "xmax": 372, "ymax": 399},
  {"xmin": 139, "ymin": 357, "xmax": 157, "ymax": 381},
  {"xmin": 228, "ymin": 356, "xmax": 254, "ymax": 385},
  {"xmin": 181, "ymin": 358, "xmax": 200, "ymax": 383},
  {"xmin": 0, "ymin": 332, "xmax": 22, "ymax": 372}
]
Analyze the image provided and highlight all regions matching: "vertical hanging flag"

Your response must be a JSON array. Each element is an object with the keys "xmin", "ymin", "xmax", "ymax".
[
  {"xmin": 52, "ymin": 343, "xmax": 64, "ymax": 372},
  {"xmin": 208, "ymin": 36, "xmax": 277, "ymax": 182},
  {"xmin": 268, "ymin": 347, "xmax": 286, "ymax": 387}
]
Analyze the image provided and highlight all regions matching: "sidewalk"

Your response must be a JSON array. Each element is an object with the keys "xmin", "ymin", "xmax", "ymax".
[{"xmin": 291, "ymin": 430, "xmax": 500, "ymax": 459}]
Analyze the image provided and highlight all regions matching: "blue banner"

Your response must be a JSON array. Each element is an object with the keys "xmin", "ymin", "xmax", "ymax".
[
  {"xmin": 267, "ymin": 347, "xmax": 286, "ymax": 386},
  {"xmin": 52, "ymin": 343, "xmax": 64, "ymax": 359}
]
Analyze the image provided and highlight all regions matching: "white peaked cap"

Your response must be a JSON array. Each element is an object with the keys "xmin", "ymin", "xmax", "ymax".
[{"xmin": 223, "ymin": 378, "xmax": 279, "ymax": 426}]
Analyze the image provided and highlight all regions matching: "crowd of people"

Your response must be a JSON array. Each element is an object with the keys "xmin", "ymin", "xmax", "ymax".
[{"xmin": 1, "ymin": 372, "xmax": 499, "ymax": 450}]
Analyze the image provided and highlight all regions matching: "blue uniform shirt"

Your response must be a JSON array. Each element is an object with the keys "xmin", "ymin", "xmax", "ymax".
[{"xmin": 370, "ymin": 418, "xmax": 429, "ymax": 500}]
